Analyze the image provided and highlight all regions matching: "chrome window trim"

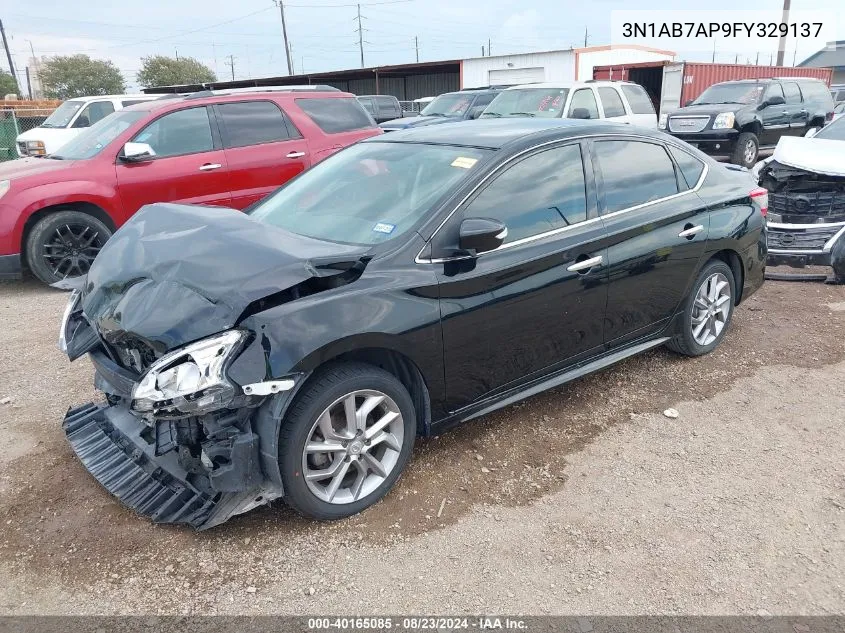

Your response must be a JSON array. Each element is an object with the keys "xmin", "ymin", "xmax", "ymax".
[{"xmin": 416, "ymin": 134, "xmax": 709, "ymax": 264}]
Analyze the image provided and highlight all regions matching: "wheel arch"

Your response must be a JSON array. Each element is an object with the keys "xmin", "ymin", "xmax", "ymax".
[
  {"xmin": 708, "ymin": 249, "xmax": 745, "ymax": 305},
  {"xmin": 21, "ymin": 201, "xmax": 116, "ymax": 265},
  {"xmin": 739, "ymin": 119, "xmax": 762, "ymax": 137}
]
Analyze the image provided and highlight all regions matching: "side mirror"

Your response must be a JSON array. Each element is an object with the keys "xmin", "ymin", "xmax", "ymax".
[
  {"xmin": 570, "ymin": 108, "xmax": 591, "ymax": 120},
  {"xmin": 762, "ymin": 95, "xmax": 785, "ymax": 108},
  {"xmin": 71, "ymin": 115, "xmax": 90, "ymax": 129},
  {"xmin": 805, "ymin": 127, "xmax": 818, "ymax": 138},
  {"xmin": 458, "ymin": 217, "xmax": 507, "ymax": 255},
  {"xmin": 121, "ymin": 142, "xmax": 156, "ymax": 162},
  {"xmin": 468, "ymin": 106, "xmax": 485, "ymax": 120}
]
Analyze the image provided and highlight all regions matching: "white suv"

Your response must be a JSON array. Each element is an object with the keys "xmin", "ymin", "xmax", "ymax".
[
  {"xmin": 480, "ymin": 80, "xmax": 658, "ymax": 127},
  {"xmin": 16, "ymin": 94, "xmax": 160, "ymax": 157}
]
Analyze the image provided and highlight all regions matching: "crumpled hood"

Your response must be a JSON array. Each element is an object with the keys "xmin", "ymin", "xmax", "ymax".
[
  {"xmin": 771, "ymin": 136, "xmax": 845, "ymax": 177},
  {"xmin": 81, "ymin": 203, "xmax": 370, "ymax": 353}
]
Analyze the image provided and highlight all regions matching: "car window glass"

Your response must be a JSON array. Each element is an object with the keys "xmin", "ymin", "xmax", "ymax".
[
  {"xmin": 597, "ymin": 87, "xmax": 626, "ymax": 117},
  {"xmin": 783, "ymin": 82, "xmax": 802, "ymax": 104},
  {"xmin": 620, "ymin": 84, "xmax": 656, "ymax": 114},
  {"xmin": 358, "ymin": 98, "xmax": 375, "ymax": 114},
  {"xmin": 568, "ymin": 89, "xmax": 599, "ymax": 119},
  {"xmin": 217, "ymin": 101, "xmax": 294, "ymax": 148},
  {"xmin": 132, "ymin": 106, "xmax": 213, "ymax": 158},
  {"xmin": 765, "ymin": 84, "xmax": 785, "ymax": 102},
  {"xmin": 73, "ymin": 102, "xmax": 114, "ymax": 128},
  {"xmin": 462, "ymin": 144, "xmax": 587, "ymax": 244},
  {"xmin": 472, "ymin": 93, "xmax": 496, "ymax": 108},
  {"xmin": 375, "ymin": 96, "xmax": 395, "ymax": 107},
  {"xmin": 296, "ymin": 97, "xmax": 375, "ymax": 133},
  {"xmin": 595, "ymin": 140, "xmax": 679, "ymax": 213},
  {"xmin": 481, "ymin": 88, "xmax": 569, "ymax": 118},
  {"xmin": 668, "ymin": 146, "xmax": 705, "ymax": 190}
]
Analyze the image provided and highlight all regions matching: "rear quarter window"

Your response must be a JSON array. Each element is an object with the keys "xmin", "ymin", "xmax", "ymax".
[
  {"xmin": 620, "ymin": 85, "xmax": 656, "ymax": 115},
  {"xmin": 296, "ymin": 97, "xmax": 376, "ymax": 133},
  {"xmin": 668, "ymin": 146, "xmax": 705, "ymax": 190},
  {"xmin": 800, "ymin": 81, "xmax": 834, "ymax": 106}
]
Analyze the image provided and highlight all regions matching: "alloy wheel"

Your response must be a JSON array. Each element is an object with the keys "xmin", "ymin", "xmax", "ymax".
[
  {"xmin": 302, "ymin": 389, "xmax": 404, "ymax": 504},
  {"xmin": 743, "ymin": 140, "xmax": 757, "ymax": 165},
  {"xmin": 691, "ymin": 272, "xmax": 731, "ymax": 346},
  {"xmin": 41, "ymin": 222, "xmax": 106, "ymax": 279}
]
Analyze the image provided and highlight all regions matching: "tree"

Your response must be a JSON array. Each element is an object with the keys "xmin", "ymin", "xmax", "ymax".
[
  {"xmin": 0, "ymin": 70, "xmax": 18, "ymax": 97},
  {"xmin": 40, "ymin": 55, "xmax": 125, "ymax": 99},
  {"xmin": 137, "ymin": 55, "xmax": 216, "ymax": 88}
]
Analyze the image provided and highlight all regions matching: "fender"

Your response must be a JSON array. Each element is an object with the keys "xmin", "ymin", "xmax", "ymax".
[{"xmin": 15, "ymin": 180, "xmax": 123, "ymax": 239}]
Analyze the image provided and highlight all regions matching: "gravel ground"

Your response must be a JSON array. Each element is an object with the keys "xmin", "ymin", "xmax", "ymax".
[{"xmin": 0, "ymin": 275, "xmax": 843, "ymax": 615}]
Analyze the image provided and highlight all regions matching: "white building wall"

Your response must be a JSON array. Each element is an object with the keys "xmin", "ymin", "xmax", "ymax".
[
  {"xmin": 460, "ymin": 50, "xmax": 576, "ymax": 88},
  {"xmin": 574, "ymin": 47, "xmax": 675, "ymax": 81}
]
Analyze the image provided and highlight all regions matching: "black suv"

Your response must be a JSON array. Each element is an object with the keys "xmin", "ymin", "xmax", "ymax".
[
  {"xmin": 379, "ymin": 87, "xmax": 502, "ymax": 131},
  {"xmin": 662, "ymin": 77, "xmax": 834, "ymax": 167}
]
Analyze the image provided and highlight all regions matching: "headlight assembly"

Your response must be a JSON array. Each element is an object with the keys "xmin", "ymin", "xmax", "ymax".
[
  {"xmin": 131, "ymin": 330, "xmax": 247, "ymax": 420},
  {"xmin": 57, "ymin": 289, "xmax": 82, "ymax": 354},
  {"xmin": 25, "ymin": 140, "xmax": 46, "ymax": 156},
  {"xmin": 712, "ymin": 112, "xmax": 735, "ymax": 130}
]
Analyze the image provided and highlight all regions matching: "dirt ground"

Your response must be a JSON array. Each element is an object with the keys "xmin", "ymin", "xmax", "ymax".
[{"xmin": 0, "ymin": 274, "xmax": 843, "ymax": 615}]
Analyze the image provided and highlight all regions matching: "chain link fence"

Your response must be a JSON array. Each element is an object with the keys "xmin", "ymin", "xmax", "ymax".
[{"xmin": 0, "ymin": 103, "xmax": 60, "ymax": 162}]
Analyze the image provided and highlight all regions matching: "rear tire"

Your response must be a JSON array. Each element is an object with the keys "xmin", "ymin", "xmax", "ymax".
[
  {"xmin": 279, "ymin": 362, "xmax": 416, "ymax": 520},
  {"xmin": 25, "ymin": 210, "xmax": 112, "ymax": 285},
  {"xmin": 731, "ymin": 132, "xmax": 758, "ymax": 168},
  {"xmin": 666, "ymin": 259, "xmax": 736, "ymax": 357}
]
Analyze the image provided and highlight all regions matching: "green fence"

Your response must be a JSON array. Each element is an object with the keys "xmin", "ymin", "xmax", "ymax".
[{"xmin": 0, "ymin": 111, "xmax": 20, "ymax": 161}]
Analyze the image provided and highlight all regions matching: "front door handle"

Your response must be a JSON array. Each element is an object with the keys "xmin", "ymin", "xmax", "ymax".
[
  {"xmin": 567, "ymin": 255, "xmax": 603, "ymax": 273},
  {"xmin": 679, "ymin": 224, "xmax": 705, "ymax": 238},
  {"xmin": 199, "ymin": 163, "xmax": 222, "ymax": 171},
  {"xmin": 782, "ymin": 110, "xmax": 790, "ymax": 116},
  {"xmin": 286, "ymin": 151, "xmax": 306, "ymax": 158}
]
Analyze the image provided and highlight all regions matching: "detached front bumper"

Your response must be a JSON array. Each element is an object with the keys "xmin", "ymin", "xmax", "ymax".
[{"xmin": 766, "ymin": 222, "xmax": 845, "ymax": 282}]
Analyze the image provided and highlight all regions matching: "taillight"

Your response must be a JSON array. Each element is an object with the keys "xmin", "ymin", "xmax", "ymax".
[{"xmin": 750, "ymin": 187, "xmax": 768, "ymax": 217}]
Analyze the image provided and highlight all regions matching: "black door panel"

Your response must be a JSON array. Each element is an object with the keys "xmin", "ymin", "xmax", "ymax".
[{"xmin": 437, "ymin": 224, "xmax": 608, "ymax": 412}]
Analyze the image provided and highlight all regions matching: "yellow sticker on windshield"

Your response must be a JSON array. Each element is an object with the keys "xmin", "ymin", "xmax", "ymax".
[{"xmin": 451, "ymin": 156, "xmax": 478, "ymax": 169}]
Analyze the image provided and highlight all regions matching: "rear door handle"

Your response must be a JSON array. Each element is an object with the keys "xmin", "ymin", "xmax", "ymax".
[
  {"xmin": 286, "ymin": 151, "xmax": 306, "ymax": 158},
  {"xmin": 199, "ymin": 163, "xmax": 222, "ymax": 171},
  {"xmin": 567, "ymin": 255, "xmax": 603, "ymax": 273},
  {"xmin": 679, "ymin": 224, "xmax": 704, "ymax": 238}
]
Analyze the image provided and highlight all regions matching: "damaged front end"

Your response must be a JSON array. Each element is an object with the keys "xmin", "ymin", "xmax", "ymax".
[
  {"xmin": 58, "ymin": 203, "xmax": 371, "ymax": 529},
  {"xmin": 759, "ymin": 139, "xmax": 845, "ymax": 283}
]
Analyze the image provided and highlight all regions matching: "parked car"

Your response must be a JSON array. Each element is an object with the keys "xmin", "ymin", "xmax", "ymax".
[
  {"xmin": 356, "ymin": 95, "xmax": 403, "ymax": 123},
  {"xmin": 480, "ymin": 81, "xmax": 658, "ymax": 127},
  {"xmin": 58, "ymin": 118, "xmax": 766, "ymax": 529},
  {"xmin": 15, "ymin": 94, "xmax": 161, "ymax": 157},
  {"xmin": 661, "ymin": 77, "xmax": 835, "ymax": 168},
  {"xmin": 830, "ymin": 84, "xmax": 845, "ymax": 104},
  {"xmin": 379, "ymin": 88, "xmax": 501, "ymax": 131},
  {"xmin": 754, "ymin": 115, "xmax": 845, "ymax": 283},
  {"xmin": 0, "ymin": 86, "xmax": 380, "ymax": 285}
]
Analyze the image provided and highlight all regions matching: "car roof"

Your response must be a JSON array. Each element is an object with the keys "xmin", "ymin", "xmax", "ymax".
[
  {"xmin": 123, "ymin": 89, "xmax": 351, "ymax": 112},
  {"xmin": 502, "ymin": 81, "xmax": 635, "ymax": 91},
  {"xmin": 64, "ymin": 94, "xmax": 158, "ymax": 102},
  {"xmin": 364, "ymin": 117, "xmax": 660, "ymax": 149}
]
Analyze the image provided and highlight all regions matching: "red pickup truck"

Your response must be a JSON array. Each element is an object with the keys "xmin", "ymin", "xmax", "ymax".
[{"xmin": 0, "ymin": 87, "xmax": 381, "ymax": 284}]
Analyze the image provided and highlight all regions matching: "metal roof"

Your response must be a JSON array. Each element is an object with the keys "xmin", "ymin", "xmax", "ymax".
[{"xmin": 799, "ymin": 41, "xmax": 845, "ymax": 69}]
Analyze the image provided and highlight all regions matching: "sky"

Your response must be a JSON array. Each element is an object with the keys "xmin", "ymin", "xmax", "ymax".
[{"xmin": 1, "ymin": 0, "xmax": 843, "ymax": 92}]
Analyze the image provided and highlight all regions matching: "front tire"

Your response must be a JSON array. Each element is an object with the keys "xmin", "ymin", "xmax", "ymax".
[
  {"xmin": 731, "ymin": 132, "xmax": 759, "ymax": 168},
  {"xmin": 25, "ymin": 210, "xmax": 112, "ymax": 285},
  {"xmin": 279, "ymin": 362, "xmax": 416, "ymax": 520},
  {"xmin": 666, "ymin": 259, "xmax": 736, "ymax": 357}
]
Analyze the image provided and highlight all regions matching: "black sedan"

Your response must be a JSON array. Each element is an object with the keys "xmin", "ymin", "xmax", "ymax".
[{"xmin": 59, "ymin": 119, "xmax": 767, "ymax": 528}]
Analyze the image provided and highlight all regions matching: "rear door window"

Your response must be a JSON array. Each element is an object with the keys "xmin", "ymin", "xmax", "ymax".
[
  {"xmin": 216, "ymin": 100, "xmax": 297, "ymax": 148},
  {"xmin": 296, "ymin": 97, "xmax": 375, "ymax": 133},
  {"xmin": 594, "ymin": 140, "xmax": 679, "ymax": 213},
  {"xmin": 783, "ymin": 82, "xmax": 802, "ymax": 104},
  {"xmin": 620, "ymin": 85, "xmax": 656, "ymax": 114},
  {"xmin": 568, "ymin": 89, "xmax": 599, "ymax": 119},
  {"xmin": 597, "ymin": 87, "xmax": 626, "ymax": 117}
]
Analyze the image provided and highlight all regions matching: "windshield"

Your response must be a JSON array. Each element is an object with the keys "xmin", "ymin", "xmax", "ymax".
[
  {"xmin": 815, "ymin": 117, "xmax": 845, "ymax": 141},
  {"xmin": 249, "ymin": 141, "xmax": 492, "ymax": 245},
  {"xmin": 41, "ymin": 100, "xmax": 86, "ymax": 128},
  {"xmin": 481, "ymin": 88, "xmax": 569, "ymax": 118},
  {"xmin": 692, "ymin": 83, "xmax": 764, "ymax": 105},
  {"xmin": 420, "ymin": 93, "xmax": 474, "ymax": 117},
  {"xmin": 50, "ymin": 111, "xmax": 144, "ymax": 160}
]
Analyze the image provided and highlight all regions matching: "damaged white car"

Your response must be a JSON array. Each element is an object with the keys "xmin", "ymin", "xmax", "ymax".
[{"xmin": 754, "ymin": 117, "xmax": 845, "ymax": 283}]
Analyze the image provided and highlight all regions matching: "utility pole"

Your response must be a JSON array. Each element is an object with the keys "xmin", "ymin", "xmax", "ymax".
[
  {"xmin": 175, "ymin": 48, "xmax": 179, "ymax": 61},
  {"xmin": 755, "ymin": 51, "xmax": 760, "ymax": 65},
  {"xmin": 488, "ymin": 38, "xmax": 491, "ymax": 57},
  {"xmin": 481, "ymin": 45, "xmax": 485, "ymax": 56},
  {"xmin": 225, "ymin": 55, "xmax": 235, "ymax": 81},
  {"xmin": 25, "ymin": 66, "xmax": 32, "ymax": 99},
  {"xmin": 415, "ymin": 36, "xmax": 419, "ymax": 63},
  {"xmin": 0, "ymin": 20, "xmax": 18, "ymax": 93},
  {"xmin": 273, "ymin": 0, "xmax": 294, "ymax": 75},
  {"xmin": 776, "ymin": 0, "xmax": 790, "ymax": 66},
  {"xmin": 584, "ymin": 26, "xmax": 588, "ymax": 47},
  {"xmin": 711, "ymin": 39, "xmax": 716, "ymax": 63},
  {"xmin": 356, "ymin": 4, "xmax": 365, "ymax": 68}
]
